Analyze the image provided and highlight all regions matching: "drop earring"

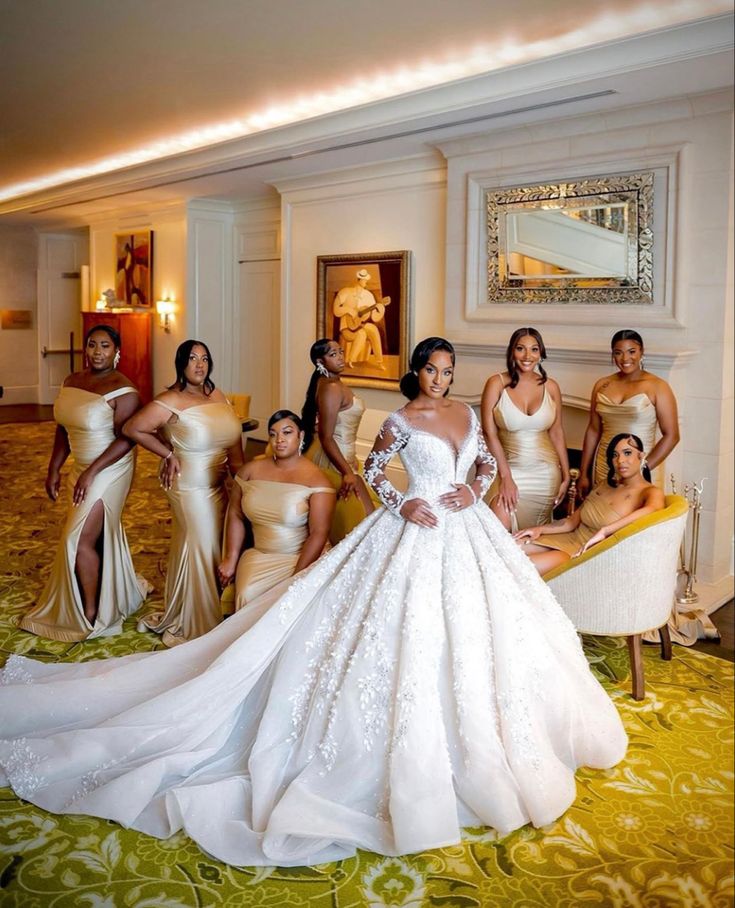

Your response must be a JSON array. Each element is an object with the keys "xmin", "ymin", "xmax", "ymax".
[
  {"xmin": 113, "ymin": 351, "xmax": 121, "ymax": 368},
  {"xmin": 299, "ymin": 439, "xmax": 305, "ymax": 455},
  {"xmin": 316, "ymin": 362, "xmax": 329, "ymax": 378},
  {"xmin": 640, "ymin": 355, "xmax": 646, "ymax": 369}
]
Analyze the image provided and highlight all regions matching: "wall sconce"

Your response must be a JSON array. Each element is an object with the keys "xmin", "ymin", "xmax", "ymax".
[{"xmin": 156, "ymin": 298, "xmax": 176, "ymax": 333}]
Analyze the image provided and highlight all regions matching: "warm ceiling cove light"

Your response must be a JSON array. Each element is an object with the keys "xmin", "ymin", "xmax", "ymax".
[{"xmin": 0, "ymin": 0, "xmax": 728, "ymax": 203}]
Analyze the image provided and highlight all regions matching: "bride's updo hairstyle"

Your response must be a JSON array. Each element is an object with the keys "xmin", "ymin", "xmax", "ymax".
[
  {"xmin": 399, "ymin": 337, "xmax": 456, "ymax": 400},
  {"xmin": 605, "ymin": 432, "xmax": 651, "ymax": 486},
  {"xmin": 301, "ymin": 338, "xmax": 333, "ymax": 453}
]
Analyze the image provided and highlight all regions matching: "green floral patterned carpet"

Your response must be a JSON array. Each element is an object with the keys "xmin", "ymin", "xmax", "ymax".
[{"xmin": 0, "ymin": 422, "xmax": 733, "ymax": 908}]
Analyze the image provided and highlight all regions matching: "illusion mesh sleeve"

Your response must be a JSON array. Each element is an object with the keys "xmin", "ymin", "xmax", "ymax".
[
  {"xmin": 364, "ymin": 415, "xmax": 410, "ymax": 515},
  {"xmin": 473, "ymin": 423, "xmax": 497, "ymax": 499}
]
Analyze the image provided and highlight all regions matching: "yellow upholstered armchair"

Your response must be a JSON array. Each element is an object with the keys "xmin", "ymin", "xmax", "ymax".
[{"xmin": 545, "ymin": 495, "xmax": 688, "ymax": 701}]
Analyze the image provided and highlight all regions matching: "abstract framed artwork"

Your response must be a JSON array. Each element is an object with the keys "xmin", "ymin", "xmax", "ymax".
[
  {"xmin": 114, "ymin": 230, "xmax": 153, "ymax": 307},
  {"xmin": 316, "ymin": 250, "xmax": 412, "ymax": 390}
]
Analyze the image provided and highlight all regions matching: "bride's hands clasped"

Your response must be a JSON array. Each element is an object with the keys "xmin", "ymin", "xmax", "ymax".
[{"xmin": 400, "ymin": 498, "xmax": 439, "ymax": 528}]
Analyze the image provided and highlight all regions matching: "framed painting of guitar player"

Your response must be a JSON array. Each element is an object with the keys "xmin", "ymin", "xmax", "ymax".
[{"xmin": 316, "ymin": 250, "xmax": 412, "ymax": 390}]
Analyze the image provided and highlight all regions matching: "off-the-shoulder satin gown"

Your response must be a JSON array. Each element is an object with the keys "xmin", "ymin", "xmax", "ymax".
[
  {"xmin": 309, "ymin": 394, "xmax": 372, "ymax": 542},
  {"xmin": 492, "ymin": 385, "xmax": 561, "ymax": 529},
  {"xmin": 138, "ymin": 400, "xmax": 241, "ymax": 646},
  {"xmin": 594, "ymin": 393, "xmax": 658, "ymax": 485},
  {"xmin": 0, "ymin": 404, "xmax": 626, "ymax": 868},
  {"xmin": 20, "ymin": 386, "xmax": 145, "ymax": 641},
  {"xmin": 233, "ymin": 478, "xmax": 335, "ymax": 609}
]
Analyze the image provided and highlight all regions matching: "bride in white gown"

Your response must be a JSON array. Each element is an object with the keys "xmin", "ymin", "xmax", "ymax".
[{"xmin": 0, "ymin": 337, "xmax": 627, "ymax": 868}]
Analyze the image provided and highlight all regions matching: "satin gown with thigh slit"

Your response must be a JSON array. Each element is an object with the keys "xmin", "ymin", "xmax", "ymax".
[
  {"xmin": 534, "ymin": 489, "xmax": 623, "ymax": 556},
  {"xmin": 234, "ymin": 479, "xmax": 335, "ymax": 609},
  {"xmin": 308, "ymin": 394, "xmax": 373, "ymax": 542},
  {"xmin": 19, "ymin": 387, "xmax": 145, "ymax": 642},
  {"xmin": 1, "ymin": 403, "xmax": 626, "ymax": 868},
  {"xmin": 139, "ymin": 400, "xmax": 241, "ymax": 647},
  {"xmin": 491, "ymin": 386, "xmax": 561, "ymax": 530}
]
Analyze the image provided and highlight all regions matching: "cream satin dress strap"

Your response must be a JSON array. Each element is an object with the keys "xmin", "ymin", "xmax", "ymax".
[
  {"xmin": 594, "ymin": 393, "xmax": 659, "ymax": 486},
  {"xmin": 491, "ymin": 384, "xmax": 561, "ymax": 530},
  {"xmin": 234, "ymin": 478, "xmax": 335, "ymax": 609},
  {"xmin": 535, "ymin": 491, "xmax": 622, "ymax": 556},
  {"xmin": 308, "ymin": 394, "xmax": 373, "ymax": 544},
  {"xmin": 139, "ymin": 400, "xmax": 242, "ymax": 647},
  {"xmin": 20, "ymin": 386, "xmax": 145, "ymax": 641}
]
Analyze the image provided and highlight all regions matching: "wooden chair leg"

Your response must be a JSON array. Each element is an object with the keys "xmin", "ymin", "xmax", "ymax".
[
  {"xmin": 627, "ymin": 634, "xmax": 645, "ymax": 701},
  {"xmin": 659, "ymin": 623, "xmax": 672, "ymax": 661}
]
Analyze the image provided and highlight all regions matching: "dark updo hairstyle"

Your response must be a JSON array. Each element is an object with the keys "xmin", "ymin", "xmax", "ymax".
[
  {"xmin": 267, "ymin": 409, "xmax": 304, "ymax": 433},
  {"xmin": 611, "ymin": 329, "xmax": 644, "ymax": 358},
  {"xmin": 605, "ymin": 432, "xmax": 651, "ymax": 486},
  {"xmin": 399, "ymin": 337, "xmax": 456, "ymax": 400},
  {"xmin": 506, "ymin": 326, "xmax": 547, "ymax": 389},
  {"xmin": 84, "ymin": 324, "xmax": 121, "ymax": 349},
  {"xmin": 301, "ymin": 338, "xmax": 334, "ymax": 453},
  {"xmin": 169, "ymin": 339, "xmax": 215, "ymax": 395}
]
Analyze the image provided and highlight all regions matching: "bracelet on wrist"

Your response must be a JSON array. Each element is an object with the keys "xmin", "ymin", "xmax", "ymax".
[{"xmin": 163, "ymin": 450, "xmax": 173, "ymax": 461}]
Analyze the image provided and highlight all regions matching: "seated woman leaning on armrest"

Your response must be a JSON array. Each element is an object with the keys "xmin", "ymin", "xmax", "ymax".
[
  {"xmin": 515, "ymin": 433, "xmax": 665, "ymax": 577},
  {"xmin": 217, "ymin": 410, "xmax": 336, "ymax": 610}
]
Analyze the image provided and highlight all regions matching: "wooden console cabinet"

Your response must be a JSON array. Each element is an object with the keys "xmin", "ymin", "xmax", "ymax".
[{"xmin": 82, "ymin": 312, "xmax": 153, "ymax": 403}]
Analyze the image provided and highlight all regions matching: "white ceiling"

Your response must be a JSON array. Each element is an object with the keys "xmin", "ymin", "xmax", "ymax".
[{"xmin": 0, "ymin": 0, "xmax": 732, "ymax": 224}]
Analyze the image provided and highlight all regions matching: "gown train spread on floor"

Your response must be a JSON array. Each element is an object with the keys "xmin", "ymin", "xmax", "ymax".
[{"xmin": 0, "ymin": 405, "xmax": 627, "ymax": 867}]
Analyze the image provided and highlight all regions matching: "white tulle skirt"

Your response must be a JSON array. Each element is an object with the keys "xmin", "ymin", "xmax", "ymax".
[{"xmin": 0, "ymin": 503, "xmax": 627, "ymax": 867}]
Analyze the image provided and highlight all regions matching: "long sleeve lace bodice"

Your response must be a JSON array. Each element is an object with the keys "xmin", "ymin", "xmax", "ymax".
[{"xmin": 364, "ymin": 406, "xmax": 496, "ymax": 515}]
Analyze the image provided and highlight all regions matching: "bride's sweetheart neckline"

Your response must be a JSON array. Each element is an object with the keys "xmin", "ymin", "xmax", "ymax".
[{"xmin": 394, "ymin": 405, "xmax": 474, "ymax": 460}]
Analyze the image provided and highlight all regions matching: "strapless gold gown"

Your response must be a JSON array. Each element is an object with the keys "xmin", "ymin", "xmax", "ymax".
[
  {"xmin": 491, "ymin": 387, "xmax": 561, "ymax": 530},
  {"xmin": 308, "ymin": 395, "xmax": 372, "ymax": 543},
  {"xmin": 594, "ymin": 393, "xmax": 658, "ymax": 485},
  {"xmin": 20, "ymin": 387, "xmax": 145, "ymax": 641},
  {"xmin": 536, "ymin": 491, "xmax": 622, "ymax": 556},
  {"xmin": 233, "ymin": 478, "xmax": 335, "ymax": 609},
  {"xmin": 139, "ymin": 401, "xmax": 241, "ymax": 646}
]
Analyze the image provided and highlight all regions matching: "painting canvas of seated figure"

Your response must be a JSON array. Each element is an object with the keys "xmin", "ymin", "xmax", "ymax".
[{"xmin": 317, "ymin": 250, "xmax": 411, "ymax": 390}]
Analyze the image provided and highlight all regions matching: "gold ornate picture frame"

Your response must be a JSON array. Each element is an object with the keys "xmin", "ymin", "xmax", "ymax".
[
  {"xmin": 486, "ymin": 172, "xmax": 654, "ymax": 305},
  {"xmin": 316, "ymin": 250, "xmax": 412, "ymax": 390}
]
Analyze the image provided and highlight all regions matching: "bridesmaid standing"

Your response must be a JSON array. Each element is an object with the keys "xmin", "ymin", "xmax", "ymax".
[
  {"xmin": 481, "ymin": 327, "xmax": 570, "ymax": 530},
  {"xmin": 301, "ymin": 338, "xmax": 374, "ymax": 543},
  {"xmin": 578, "ymin": 329, "xmax": 679, "ymax": 498},
  {"xmin": 124, "ymin": 340, "xmax": 243, "ymax": 646},
  {"xmin": 20, "ymin": 325, "xmax": 145, "ymax": 641}
]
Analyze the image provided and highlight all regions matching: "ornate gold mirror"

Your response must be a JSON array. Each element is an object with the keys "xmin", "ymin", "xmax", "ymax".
[{"xmin": 487, "ymin": 172, "xmax": 653, "ymax": 304}]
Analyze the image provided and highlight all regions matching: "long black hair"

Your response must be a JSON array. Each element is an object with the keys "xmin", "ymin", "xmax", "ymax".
[
  {"xmin": 268, "ymin": 409, "xmax": 304, "ymax": 432},
  {"xmin": 605, "ymin": 432, "xmax": 651, "ymax": 486},
  {"xmin": 399, "ymin": 337, "xmax": 456, "ymax": 400},
  {"xmin": 169, "ymin": 339, "xmax": 215, "ymax": 394},
  {"xmin": 505, "ymin": 326, "xmax": 547, "ymax": 389},
  {"xmin": 301, "ymin": 338, "xmax": 333, "ymax": 453},
  {"xmin": 84, "ymin": 323, "xmax": 121, "ymax": 349}
]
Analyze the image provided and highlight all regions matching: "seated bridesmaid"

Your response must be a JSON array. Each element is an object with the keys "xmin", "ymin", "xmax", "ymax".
[
  {"xmin": 20, "ymin": 325, "xmax": 145, "ymax": 641},
  {"xmin": 301, "ymin": 338, "xmax": 374, "ymax": 543},
  {"xmin": 124, "ymin": 340, "xmax": 243, "ymax": 646},
  {"xmin": 218, "ymin": 410, "xmax": 335, "ymax": 609},
  {"xmin": 481, "ymin": 327, "xmax": 569, "ymax": 530},
  {"xmin": 516, "ymin": 433, "xmax": 664, "ymax": 576},
  {"xmin": 578, "ymin": 329, "xmax": 679, "ymax": 498}
]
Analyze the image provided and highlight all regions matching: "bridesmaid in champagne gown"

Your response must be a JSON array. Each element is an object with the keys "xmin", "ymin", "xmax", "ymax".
[
  {"xmin": 481, "ymin": 328, "xmax": 569, "ymax": 531},
  {"xmin": 579, "ymin": 330, "xmax": 679, "ymax": 496},
  {"xmin": 218, "ymin": 410, "xmax": 335, "ymax": 609},
  {"xmin": 517, "ymin": 434, "xmax": 664, "ymax": 576},
  {"xmin": 302, "ymin": 338, "xmax": 374, "ymax": 543},
  {"xmin": 124, "ymin": 340, "xmax": 243, "ymax": 646},
  {"xmin": 20, "ymin": 325, "xmax": 145, "ymax": 641}
]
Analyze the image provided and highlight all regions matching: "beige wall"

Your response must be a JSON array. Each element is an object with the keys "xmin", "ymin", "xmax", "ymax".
[{"xmin": 0, "ymin": 226, "xmax": 38, "ymax": 402}]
